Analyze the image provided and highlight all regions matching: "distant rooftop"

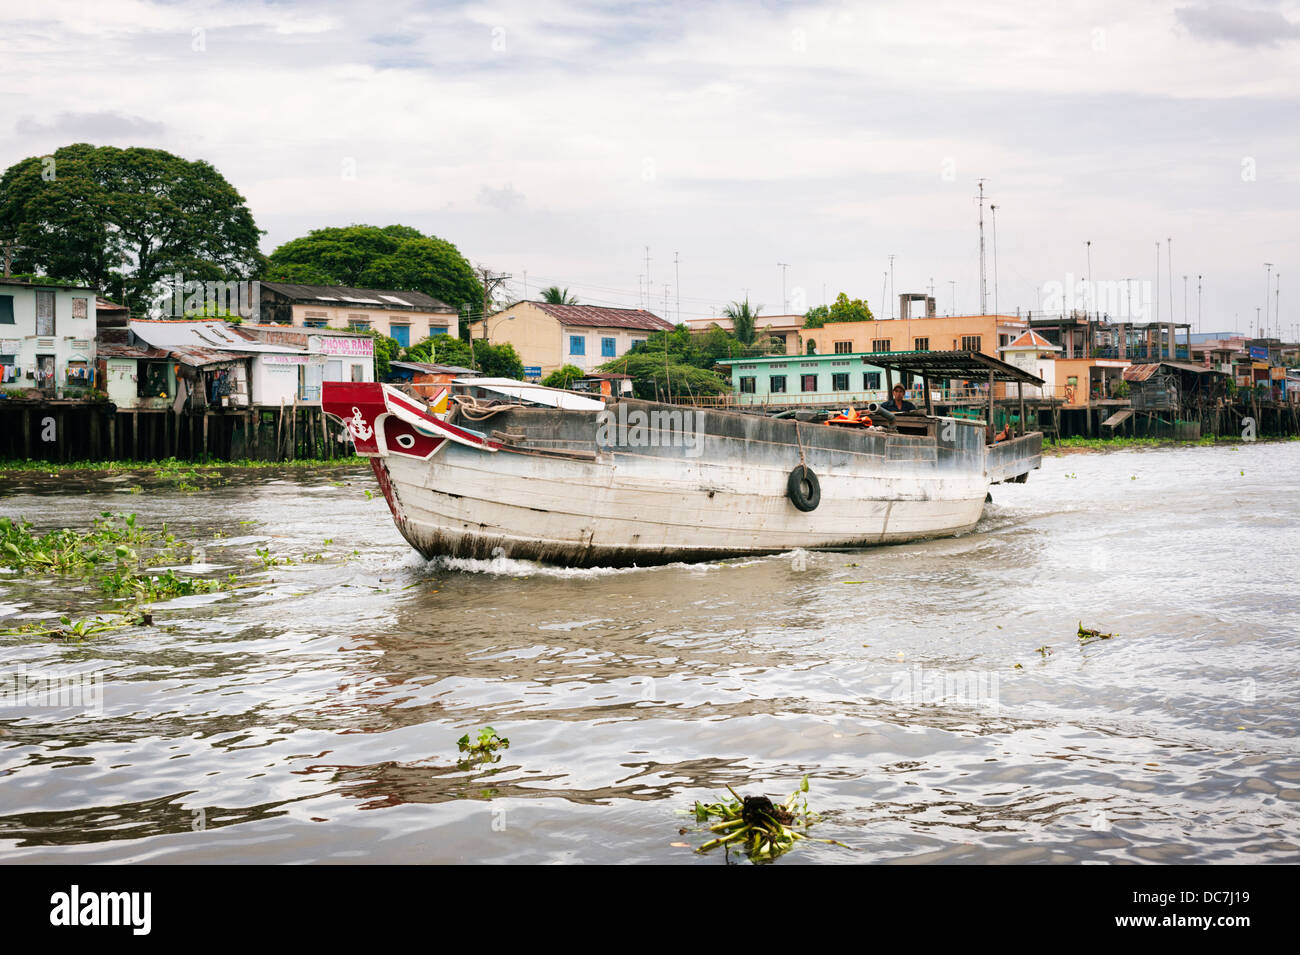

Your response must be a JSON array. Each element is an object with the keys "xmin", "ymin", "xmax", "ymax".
[
  {"xmin": 528, "ymin": 302, "xmax": 674, "ymax": 332},
  {"xmin": 259, "ymin": 281, "xmax": 457, "ymax": 312}
]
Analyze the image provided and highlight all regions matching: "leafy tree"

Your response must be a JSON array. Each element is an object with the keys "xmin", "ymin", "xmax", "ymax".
[
  {"xmin": 540, "ymin": 286, "xmax": 578, "ymax": 304},
  {"xmin": 405, "ymin": 335, "xmax": 523, "ymax": 380},
  {"xmin": 600, "ymin": 352, "xmax": 729, "ymax": 400},
  {"xmin": 723, "ymin": 297, "xmax": 761, "ymax": 344},
  {"xmin": 541, "ymin": 364, "xmax": 584, "ymax": 389},
  {"xmin": 0, "ymin": 143, "xmax": 263, "ymax": 311},
  {"xmin": 804, "ymin": 293, "xmax": 874, "ymax": 327},
  {"xmin": 264, "ymin": 224, "xmax": 483, "ymax": 316}
]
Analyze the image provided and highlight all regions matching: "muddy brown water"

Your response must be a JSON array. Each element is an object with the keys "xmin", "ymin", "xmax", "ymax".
[{"xmin": 0, "ymin": 444, "xmax": 1297, "ymax": 863}]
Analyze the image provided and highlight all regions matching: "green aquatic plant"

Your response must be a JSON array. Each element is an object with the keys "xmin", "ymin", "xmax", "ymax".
[
  {"xmin": 693, "ymin": 776, "xmax": 842, "ymax": 862},
  {"xmin": 254, "ymin": 547, "xmax": 293, "ymax": 568},
  {"xmin": 100, "ymin": 568, "xmax": 231, "ymax": 602},
  {"xmin": 457, "ymin": 726, "xmax": 509, "ymax": 760},
  {"xmin": 1077, "ymin": 622, "xmax": 1115, "ymax": 642},
  {"xmin": 0, "ymin": 613, "xmax": 132, "ymax": 641}
]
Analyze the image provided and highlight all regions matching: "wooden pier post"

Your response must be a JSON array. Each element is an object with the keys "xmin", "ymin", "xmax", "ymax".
[{"xmin": 986, "ymin": 367, "xmax": 996, "ymax": 443}]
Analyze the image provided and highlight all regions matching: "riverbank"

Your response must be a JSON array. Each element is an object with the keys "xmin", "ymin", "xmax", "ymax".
[
  {"xmin": 0, "ymin": 456, "xmax": 364, "ymax": 475},
  {"xmin": 1044, "ymin": 434, "xmax": 1300, "ymax": 456}
]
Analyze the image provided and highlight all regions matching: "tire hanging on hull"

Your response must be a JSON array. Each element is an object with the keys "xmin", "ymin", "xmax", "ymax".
[{"xmin": 786, "ymin": 466, "xmax": 821, "ymax": 512}]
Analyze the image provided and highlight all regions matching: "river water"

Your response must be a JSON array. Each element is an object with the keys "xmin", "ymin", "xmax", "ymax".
[{"xmin": 1, "ymin": 443, "xmax": 1297, "ymax": 864}]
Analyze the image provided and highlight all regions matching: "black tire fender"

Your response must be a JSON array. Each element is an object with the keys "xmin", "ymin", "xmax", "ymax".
[{"xmin": 787, "ymin": 466, "xmax": 821, "ymax": 512}]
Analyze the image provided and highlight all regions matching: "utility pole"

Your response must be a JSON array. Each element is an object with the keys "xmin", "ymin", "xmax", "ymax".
[
  {"xmin": 1197, "ymin": 274, "xmax": 1202, "ymax": 332},
  {"xmin": 1183, "ymin": 274, "xmax": 1188, "ymax": 326},
  {"xmin": 1167, "ymin": 237, "xmax": 1174, "ymax": 328},
  {"xmin": 644, "ymin": 246, "xmax": 652, "ymax": 304},
  {"xmin": 1085, "ymin": 240, "xmax": 1092, "ymax": 319},
  {"xmin": 1264, "ymin": 263, "xmax": 1273, "ymax": 336},
  {"xmin": 1155, "ymin": 242, "xmax": 1161, "ymax": 324},
  {"xmin": 663, "ymin": 284, "xmax": 670, "ymax": 318},
  {"xmin": 674, "ymin": 251, "xmax": 680, "ymax": 325},
  {"xmin": 475, "ymin": 266, "xmax": 512, "ymax": 344},
  {"xmin": 976, "ymin": 179, "xmax": 987, "ymax": 314},
  {"xmin": 777, "ymin": 262, "xmax": 791, "ymax": 313},
  {"xmin": 888, "ymin": 255, "xmax": 897, "ymax": 319},
  {"xmin": 948, "ymin": 280, "xmax": 956, "ymax": 317},
  {"xmin": 989, "ymin": 206, "xmax": 999, "ymax": 316}
]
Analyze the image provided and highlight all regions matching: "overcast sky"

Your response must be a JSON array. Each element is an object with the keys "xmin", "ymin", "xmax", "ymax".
[{"xmin": 3, "ymin": 0, "xmax": 1298, "ymax": 336}]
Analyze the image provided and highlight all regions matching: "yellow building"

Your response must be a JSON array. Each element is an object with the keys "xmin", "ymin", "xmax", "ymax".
[
  {"xmin": 474, "ymin": 302, "xmax": 674, "ymax": 378},
  {"xmin": 684, "ymin": 314, "xmax": 805, "ymax": 355},
  {"xmin": 257, "ymin": 282, "xmax": 460, "ymax": 349},
  {"xmin": 799, "ymin": 314, "xmax": 1028, "ymax": 359}
]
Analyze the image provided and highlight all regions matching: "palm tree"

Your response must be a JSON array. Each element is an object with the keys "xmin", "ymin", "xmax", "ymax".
[
  {"xmin": 723, "ymin": 297, "xmax": 762, "ymax": 345},
  {"xmin": 541, "ymin": 286, "xmax": 579, "ymax": 304}
]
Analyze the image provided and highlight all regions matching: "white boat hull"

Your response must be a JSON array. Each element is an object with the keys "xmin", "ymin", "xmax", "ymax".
[{"xmin": 325, "ymin": 384, "xmax": 1041, "ymax": 567}]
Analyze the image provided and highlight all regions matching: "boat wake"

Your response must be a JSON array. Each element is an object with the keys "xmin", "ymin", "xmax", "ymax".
[{"xmin": 410, "ymin": 550, "xmax": 778, "ymax": 578}]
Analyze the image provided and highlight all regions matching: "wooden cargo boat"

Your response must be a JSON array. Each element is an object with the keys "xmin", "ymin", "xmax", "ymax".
[{"xmin": 322, "ymin": 351, "xmax": 1043, "ymax": 568}]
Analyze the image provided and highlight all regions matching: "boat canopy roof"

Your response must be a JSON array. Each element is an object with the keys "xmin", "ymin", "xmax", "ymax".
[
  {"xmin": 867, "ymin": 349, "xmax": 1045, "ymax": 387},
  {"xmin": 453, "ymin": 377, "xmax": 606, "ymax": 410}
]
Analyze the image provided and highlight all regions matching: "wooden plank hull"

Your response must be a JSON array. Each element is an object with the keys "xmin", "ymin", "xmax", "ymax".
[{"xmin": 325, "ymin": 385, "xmax": 1042, "ymax": 568}]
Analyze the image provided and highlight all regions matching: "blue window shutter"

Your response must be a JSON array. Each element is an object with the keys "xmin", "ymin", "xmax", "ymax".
[
  {"xmin": 601, "ymin": 337, "xmax": 616, "ymax": 357},
  {"xmin": 570, "ymin": 336, "xmax": 585, "ymax": 356},
  {"xmin": 391, "ymin": 325, "xmax": 410, "ymax": 347}
]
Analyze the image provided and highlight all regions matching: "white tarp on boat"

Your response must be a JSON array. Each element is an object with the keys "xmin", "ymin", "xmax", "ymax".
[{"xmin": 454, "ymin": 377, "xmax": 605, "ymax": 410}]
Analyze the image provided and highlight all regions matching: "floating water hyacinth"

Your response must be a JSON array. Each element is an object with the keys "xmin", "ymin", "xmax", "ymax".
[
  {"xmin": 1078, "ymin": 622, "xmax": 1115, "ymax": 641},
  {"xmin": 692, "ymin": 776, "xmax": 846, "ymax": 862}
]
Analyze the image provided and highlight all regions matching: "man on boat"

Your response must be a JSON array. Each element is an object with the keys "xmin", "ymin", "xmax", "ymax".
[{"xmin": 882, "ymin": 383, "xmax": 917, "ymax": 413}]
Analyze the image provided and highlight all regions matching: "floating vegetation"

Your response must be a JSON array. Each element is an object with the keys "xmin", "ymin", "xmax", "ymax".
[
  {"xmin": 0, "ymin": 512, "xmax": 162, "ymax": 574},
  {"xmin": 1077, "ymin": 622, "xmax": 1115, "ymax": 642},
  {"xmin": 255, "ymin": 547, "xmax": 293, "ymax": 568},
  {"xmin": 0, "ymin": 614, "xmax": 134, "ymax": 641},
  {"xmin": 692, "ymin": 776, "xmax": 842, "ymax": 862},
  {"xmin": 457, "ymin": 726, "xmax": 509, "ymax": 764},
  {"xmin": 100, "ymin": 568, "xmax": 237, "ymax": 602},
  {"xmin": 0, "ymin": 512, "xmax": 245, "ymax": 641}
]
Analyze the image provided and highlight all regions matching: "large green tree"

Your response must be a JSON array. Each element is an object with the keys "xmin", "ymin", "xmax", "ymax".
[
  {"xmin": 404, "ymin": 335, "xmax": 523, "ymax": 379},
  {"xmin": 264, "ymin": 224, "xmax": 482, "ymax": 314},
  {"xmin": 0, "ymin": 143, "xmax": 263, "ymax": 309},
  {"xmin": 804, "ymin": 292, "xmax": 874, "ymax": 327}
]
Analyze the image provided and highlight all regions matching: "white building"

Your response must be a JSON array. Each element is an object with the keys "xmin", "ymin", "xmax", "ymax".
[
  {"xmin": 128, "ymin": 319, "xmax": 375, "ymax": 408},
  {"xmin": 0, "ymin": 278, "xmax": 98, "ymax": 395},
  {"xmin": 1000, "ymin": 330, "xmax": 1060, "ymax": 399}
]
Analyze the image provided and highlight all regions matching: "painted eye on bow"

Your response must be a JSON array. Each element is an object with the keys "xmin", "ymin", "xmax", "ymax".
[{"xmin": 394, "ymin": 433, "xmax": 416, "ymax": 449}]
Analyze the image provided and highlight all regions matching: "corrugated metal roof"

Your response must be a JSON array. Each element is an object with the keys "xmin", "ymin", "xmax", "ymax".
[
  {"xmin": 1123, "ymin": 360, "xmax": 1222, "ymax": 381},
  {"xmin": 97, "ymin": 341, "xmax": 169, "ymax": 360},
  {"xmin": 260, "ymin": 282, "xmax": 457, "ymax": 312},
  {"xmin": 168, "ymin": 347, "xmax": 245, "ymax": 367},
  {"xmin": 131, "ymin": 320, "xmax": 302, "ymax": 354},
  {"xmin": 530, "ymin": 303, "xmax": 674, "ymax": 331},
  {"xmin": 390, "ymin": 360, "xmax": 478, "ymax": 376}
]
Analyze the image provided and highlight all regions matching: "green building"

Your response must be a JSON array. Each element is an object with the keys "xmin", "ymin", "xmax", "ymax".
[{"xmin": 717, "ymin": 352, "xmax": 922, "ymax": 407}]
